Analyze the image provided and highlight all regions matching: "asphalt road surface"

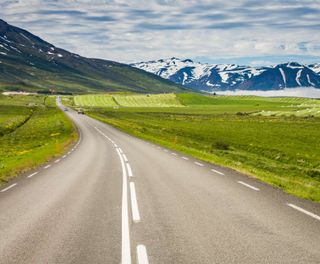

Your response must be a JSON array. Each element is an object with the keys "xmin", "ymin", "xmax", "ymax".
[{"xmin": 0, "ymin": 101, "xmax": 319, "ymax": 264}]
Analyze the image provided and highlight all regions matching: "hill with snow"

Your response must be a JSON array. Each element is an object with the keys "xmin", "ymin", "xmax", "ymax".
[{"xmin": 132, "ymin": 58, "xmax": 320, "ymax": 93}]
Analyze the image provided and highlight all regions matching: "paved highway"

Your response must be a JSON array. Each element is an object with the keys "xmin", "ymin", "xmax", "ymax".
[{"xmin": 0, "ymin": 102, "xmax": 319, "ymax": 264}]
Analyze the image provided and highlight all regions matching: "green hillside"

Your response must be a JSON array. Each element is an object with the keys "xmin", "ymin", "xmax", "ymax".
[{"xmin": 0, "ymin": 19, "xmax": 186, "ymax": 94}]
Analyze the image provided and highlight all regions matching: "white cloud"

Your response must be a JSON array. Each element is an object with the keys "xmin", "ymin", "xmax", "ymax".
[{"xmin": 0, "ymin": 0, "xmax": 320, "ymax": 64}]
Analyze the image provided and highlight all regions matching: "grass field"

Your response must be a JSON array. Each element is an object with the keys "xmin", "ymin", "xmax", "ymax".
[
  {"xmin": 84, "ymin": 93, "xmax": 320, "ymax": 201},
  {"xmin": 73, "ymin": 93, "xmax": 183, "ymax": 108},
  {"xmin": 0, "ymin": 95, "xmax": 77, "ymax": 184}
]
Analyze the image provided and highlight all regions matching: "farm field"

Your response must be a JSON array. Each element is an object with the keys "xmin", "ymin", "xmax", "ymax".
[
  {"xmin": 84, "ymin": 93, "xmax": 320, "ymax": 201},
  {"xmin": 73, "ymin": 93, "xmax": 183, "ymax": 108},
  {"xmin": 0, "ymin": 95, "xmax": 77, "ymax": 184}
]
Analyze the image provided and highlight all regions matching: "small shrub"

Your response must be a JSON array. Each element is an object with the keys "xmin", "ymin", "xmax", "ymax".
[
  {"xmin": 213, "ymin": 140, "xmax": 230, "ymax": 150},
  {"xmin": 236, "ymin": 112, "xmax": 248, "ymax": 116}
]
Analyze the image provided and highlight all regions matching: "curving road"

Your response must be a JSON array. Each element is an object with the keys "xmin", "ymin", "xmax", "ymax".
[{"xmin": 0, "ymin": 100, "xmax": 319, "ymax": 264}]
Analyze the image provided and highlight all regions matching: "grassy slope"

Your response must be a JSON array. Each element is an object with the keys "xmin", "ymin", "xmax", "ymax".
[
  {"xmin": 0, "ymin": 95, "xmax": 77, "ymax": 184},
  {"xmin": 84, "ymin": 93, "xmax": 320, "ymax": 201}
]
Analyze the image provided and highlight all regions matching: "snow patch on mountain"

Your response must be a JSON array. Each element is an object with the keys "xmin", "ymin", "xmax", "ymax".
[{"xmin": 132, "ymin": 58, "xmax": 320, "ymax": 92}]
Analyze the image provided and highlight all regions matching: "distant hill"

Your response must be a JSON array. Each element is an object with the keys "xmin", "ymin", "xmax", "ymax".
[
  {"xmin": 132, "ymin": 58, "xmax": 320, "ymax": 92},
  {"xmin": 0, "ymin": 19, "xmax": 185, "ymax": 94}
]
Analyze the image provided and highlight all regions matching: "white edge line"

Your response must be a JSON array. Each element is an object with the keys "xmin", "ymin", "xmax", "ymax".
[
  {"xmin": 27, "ymin": 172, "xmax": 38, "ymax": 178},
  {"xmin": 126, "ymin": 163, "xmax": 133, "ymax": 177},
  {"xmin": 211, "ymin": 169, "xmax": 224, "ymax": 175},
  {"xmin": 171, "ymin": 153, "xmax": 177, "ymax": 156},
  {"xmin": 129, "ymin": 182, "xmax": 141, "ymax": 223},
  {"xmin": 1, "ymin": 183, "xmax": 17, "ymax": 192},
  {"xmin": 287, "ymin": 203, "xmax": 320, "ymax": 221},
  {"xmin": 44, "ymin": 164, "xmax": 51, "ymax": 169},
  {"xmin": 62, "ymin": 155, "xmax": 67, "ymax": 158},
  {"xmin": 54, "ymin": 159, "xmax": 61, "ymax": 163},
  {"xmin": 181, "ymin": 157, "xmax": 189, "ymax": 160},
  {"xmin": 237, "ymin": 181, "xmax": 260, "ymax": 191},
  {"xmin": 137, "ymin": 245, "xmax": 149, "ymax": 264},
  {"xmin": 115, "ymin": 148, "xmax": 131, "ymax": 264},
  {"xmin": 195, "ymin": 162, "xmax": 204, "ymax": 167}
]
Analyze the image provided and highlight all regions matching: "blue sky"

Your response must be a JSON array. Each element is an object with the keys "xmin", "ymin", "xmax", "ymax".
[{"xmin": 1, "ymin": 0, "xmax": 320, "ymax": 65}]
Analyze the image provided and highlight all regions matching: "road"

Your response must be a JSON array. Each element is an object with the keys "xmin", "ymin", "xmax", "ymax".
[{"xmin": 0, "ymin": 101, "xmax": 319, "ymax": 264}]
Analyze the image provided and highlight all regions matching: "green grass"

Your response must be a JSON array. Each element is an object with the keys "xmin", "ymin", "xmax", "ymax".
[
  {"xmin": 113, "ymin": 93, "xmax": 182, "ymax": 107},
  {"xmin": 85, "ymin": 93, "xmax": 320, "ymax": 202},
  {"xmin": 73, "ymin": 93, "xmax": 183, "ymax": 108},
  {"xmin": 0, "ymin": 95, "xmax": 77, "ymax": 184},
  {"xmin": 74, "ymin": 94, "xmax": 118, "ymax": 107}
]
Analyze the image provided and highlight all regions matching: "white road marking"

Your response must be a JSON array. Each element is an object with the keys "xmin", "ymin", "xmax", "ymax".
[
  {"xmin": 164, "ymin": 149, "xmax": 168, "ymax": 152},
  {"xmin": 126, "ymin": 163, "xmax": 133, "ymax": 177},
  {"xmin": 129, "ymin": 182, "xmax": 141, "ymax": 223},
  {"xmin": 195, "ymin": 162, "xmax": 204, "ymax": 167},
  {"xmin": 287, "ymin": 203, "xmax": 320, "ymax": 221},
  {"xmin": 54, "ymin": 159, "xmax": 61, "ymax": 163},
  {"xmin": 68, "ymin": 151, "xmax": 71, "ymax": 155},
  {"xmin": 237, "ymin": 181, "xmax": 260, "ymax": 191},
  {"xmin": 181, "ymin": 156, "xmax": 189, "ymax": 160},
  {"xmin": 1, "ymin": 183, "xmax": 17, "ymax": 192},
  {"xmin": 114, "ymin": 144, "xmax": 118, "ymax": 148},
  {"xmin": 44, "ymin": 164, "xmax": 51, "ymax": 169},
  {"xmin": 119, "ymin": 148, "xmax": 124, "ymax": 154},
  {"xmin": 27, "ymin": 172, "xmax": 38, "ymax": 178},
  {"xmin": 171, "ymin": 153, "xmax": 177, "ymax": 156},
  {"xmin": 62, "ymin": 155, "xmax": 67, "ymax": 159},
  {"xmin": 137, "ymin": 245, "xmax": 149, "ymax": 264},
  {"xmin": 122, "ymin": 154, "xmax": 128, "ymax": 162},
  {"xmin": 211, "ymin": 169, "xmax": 225, "ymax": 175},
  {"xmin": 115, "ymin": 148, "xmax": 131, "ymax": 264}
]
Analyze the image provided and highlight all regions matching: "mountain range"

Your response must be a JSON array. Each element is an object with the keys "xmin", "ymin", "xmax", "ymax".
[
  {"xmin": 0, "ymin": 19, "xmax": 185, "ymax": 94},
  {"xmin": 132, "ymin": 58, "xmax": 320, "ymax": 92}
]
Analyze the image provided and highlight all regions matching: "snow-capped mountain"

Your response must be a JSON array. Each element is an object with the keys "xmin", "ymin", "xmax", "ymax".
[{"xmin": 132, "ymin": 58, "xmax": 320, "ymax": 92}]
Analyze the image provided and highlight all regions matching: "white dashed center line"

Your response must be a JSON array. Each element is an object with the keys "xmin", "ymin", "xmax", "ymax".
[
  {"xmin": 126, "ymin": 163, "xmax": 133, "ymax": 177},
  {"xmin": 94, "ymin": 125, "xmax": 149, "ymax": 263},
  {"xmin": 137, "ymin": 245, "xmax": 149, "ymax": 264},
  {"xmin": 122, "ymin": 154, "xmax": 128, "ymax": 162},
  {"xmin": 129, "ymin": 182, "xmax": 141, "ymax": 223}
]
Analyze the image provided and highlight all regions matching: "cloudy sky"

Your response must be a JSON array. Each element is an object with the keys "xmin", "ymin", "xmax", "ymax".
[{"xmin": 1, "ymin": 0, "xmax": 320, "ymax": 65}]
